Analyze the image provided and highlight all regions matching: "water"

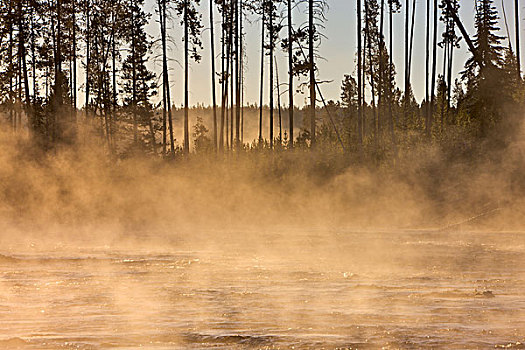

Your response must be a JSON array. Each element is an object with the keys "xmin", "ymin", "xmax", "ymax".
[{"xmin": 0, "ymin": 229, "xmax": 524, "ymax": 349}]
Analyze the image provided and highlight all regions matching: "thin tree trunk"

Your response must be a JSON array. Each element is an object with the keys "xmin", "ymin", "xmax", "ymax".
[
  {"xmin": 131, "ymin": 0, "xmax": 138, "ymax": 144},
  {"xmin": 516, "ymin": 0, "xmax": 521, "ymax": 77},
  {"xmin": 403, "ymin": 0, "xmax": 409, "ymax": 124},
  {"xmin": 229, "ymin": 14, "xmax": 234, "ymax": 149},
  {"xmin": 447, "ymin": 36, "xmax": 453, "ymax": 113},
  {"xmin": 183, "ymin": 0, "xmax": 190, "ymax": 154},
  {"xmin": 31, "ymin": 10, "xmax": 37, "ymax": 104},
  {"xmin": 308, "ymin": 0, "xmax": 316, "ymax": 147},
  {"xmin": 441, "ymin": 43, "xmax": 447, "ymax": 132},
  {"xmin": 72, "ymin": 0, "xmax": 78, "ymax": 125},
  {"xmin": 210, "ymin": 0, "xmax": 218, "ymax": 151},
  {"xmin": 287, "ymin": 0, "xmax": 294, "ymax": 147},
  {"xmin": 258, "ymin": 5, "xmax": 265, "ymax": 143},
  {"xmin": 219, "ymin": 5, "xmax": 226, "ymax": 151},
  {"xmin": 425, "ymin": 0, "xmax": 430, "ymax": 135},
  {"xmin": 430, "ymin": 0, "xmax": 438, "ymax": 137},
  {"xmin": 85, "ymin": 0, "xmax": 90, "ymax": 115},
  {"xmin": 158, "ymin": 0, "xmax": 167, "ymax": 155},
  {"xmin": 378, "ymin": 0, "xmax": 384, "ymax": 141},
  {"xmin": 388, "ymin": 0, "xmax": 396, "ymax": 151},
  {"xmin": 357, "ymin": 0, "xmax": 362, "ymax": 145},
  {"xmin": 276, "ymin": 57, "xmax": 282, "ymax": 144},
  {"xmin": 408, "ymin": 0, "xmax": 416, "ymax": 83},
  {"xmin": 365, "ymin": 0, "xmax": 377, "ymax": 148},
  {"xmin": 235, "ymin": 0, "xmax": 240, "ymax": 149},
  {"xmin": 240, "ymin": 0, "xmax": 244, "ymax": 145},
  {"xmin": 8, "ymin": 2, "xmax": 14, "ymax": 131},
  {"xmin": 362, "ymin": 19, "xmax": 367, "ymax": 138},
  {"xmin": 269, "ymin": 2, "xmax": 274, "ymax": 148}
]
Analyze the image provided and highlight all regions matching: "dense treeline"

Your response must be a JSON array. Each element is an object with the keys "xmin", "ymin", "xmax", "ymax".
[{"xmin": 0, "ymin": 0, "xmax": 523, "ymax": 160}]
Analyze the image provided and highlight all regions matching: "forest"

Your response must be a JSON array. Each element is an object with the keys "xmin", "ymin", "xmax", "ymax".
[
  {"xmin": 1, "ymin": 1, "xmax": 525, "ymax": 348},
  {"xmin": 0, "ymin": 0, "xmax": 522, "ymax": 161}
]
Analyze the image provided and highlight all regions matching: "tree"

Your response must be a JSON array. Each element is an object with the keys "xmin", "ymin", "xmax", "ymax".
[
  {"xmin": 287, "ymin": 0, "xmax": 294, "ymax": 147},
  {"xmin": 157, "ymin": 0, "xmax": 175, "ymax": 155},
  {"xmin": 121, "ymin": 0, "xmax": 158, "ymax": 151},
  {"xmin": 515, "ymin": 0, "xmax": 520, "ymax": 77},
  {"xmin": 462, "ymin": 0, "xmax": 506, "ymax": 136},
  {"xmin": 264, "ymin": 0, "xmax": 282, "ymax": 148},
  {"xmin": 308, "ymin": 0, "xmax": 316, "ymax": 147},
  {"xmin": 175, "ymin": 0, "xmax": 203, "ymax": 154},
  {"xmin": 357, "ymin": 0, "xmax": 363, "ymax": 145},
  {"xmin": 209, "ymin": 0, "xmax": 218, "ymax": 150}
]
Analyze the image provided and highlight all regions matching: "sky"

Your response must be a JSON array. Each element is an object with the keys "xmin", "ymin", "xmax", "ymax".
[{"xmin": 129, "ymin": 0, "xmax": 524, "ymax": 108}]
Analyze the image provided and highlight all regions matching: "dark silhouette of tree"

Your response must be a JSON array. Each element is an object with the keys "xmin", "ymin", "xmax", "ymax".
[{"xmin": 462, "ymin": 0, "xmax": 506, "ymax": 136}]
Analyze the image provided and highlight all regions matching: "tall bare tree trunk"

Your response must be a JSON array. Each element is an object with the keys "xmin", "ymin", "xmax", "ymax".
[
  {"xmin": 240, "ymin": 0, "xmax": 244, "ymax": 145},
  {"xmin": 235, "ymin": 0, "xmax": 241, "ymax": 149},
  {"xmin": 362, "ymin": 19, "xmax": 367, "ymax": 138},
  {"xmin": 158, "ymin": 0, "xmax": 167, "ymax": 154},
  {"xmin": 403, "ymin": 0, "xmax": 409, "ymax": 124},
  {"xmin": 229, "ymin": 15, "xmax": 234, "ymax": 149},
  {"xmin": 287, "ymin": 0, "xmax": 294, "ymax": 147},
  {"xmin": 219, "ymin": 4, "xmax": 226, "ymax": 151},
  {"xmin": 210, "ymin": 0, "xmax": 218, "ymax": 151},
  {"xmin": 357, "ymin": 0, "xmax": 363, "ymax": 145},
  {"xmin": 378, "ymin": 0, "xmax": 384, "ymax": 141},
  {"xmin": 430, "ymin": 0, "xmax": 438, "ymax": 137},
  {"xmin": 389, "ymin": 0, "xmax": 397, "ymax": 151},
  {"xmin": 308, "ymin": 0, "xmax": 316, "ymax": 147},
  {"xmin": 72, "ymin": 0, "xmax": 77, "ymax": 115},
  {"xmin": 408, "ymin": 0, "xmax": 416, "ymax": 83},
  {"xmin": 269, "ymin": 3, "xmax": 274, "ymax": 148},
  {"xmin": 183, "ymin": 0, "xmax": 190, "ymax": 154},
  {"xmin": 85, "ymin": 0, "xmax": 90, "ymax": 116},
  {"xmin": 516, "ymin": 0, "xmax": 521, "ymax": 77},
  {"xmin": 131, "ymin": 0, "xmax": 138, "ymax": 144},
  {"xmin": 365, "ymin": 0, "xmax": 377, "ymax": 148},
  {"xmin": 425, "ymin": 0, "xmax": 430, "ymax": 135},
  {"xmin": 258, "ymin": 5, "xmax": 265, "ymax": 143},
  {"xmin": 276, "ymin": 57, "xmax": 282, "ymax": 144}
]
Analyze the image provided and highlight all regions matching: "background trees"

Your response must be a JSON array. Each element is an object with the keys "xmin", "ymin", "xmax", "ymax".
[{"xmin": 0, "ymin": 0, "xmax": 522, "ymax": 160}]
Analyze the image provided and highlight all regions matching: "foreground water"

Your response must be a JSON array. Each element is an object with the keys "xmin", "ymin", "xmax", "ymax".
[{"xmin": 0, "ymin": 229, "xmax": 524, "ymax": 349}]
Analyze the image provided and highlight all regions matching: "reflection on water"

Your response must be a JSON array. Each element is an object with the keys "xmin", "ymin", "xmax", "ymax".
[{"xmin": 0, "ymin": 230, "xmax": 524, "ymax": 349}]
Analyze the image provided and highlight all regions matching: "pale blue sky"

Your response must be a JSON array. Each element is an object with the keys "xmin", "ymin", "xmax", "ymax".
[{"xmin": 135, "ymin": 0, "xmax": 524, "ymax": 107}]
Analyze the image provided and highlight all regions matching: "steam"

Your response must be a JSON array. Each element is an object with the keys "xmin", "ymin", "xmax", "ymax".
[{"xmin": 0, "ymin": 121, "xmax": 523, "ymax": 249}]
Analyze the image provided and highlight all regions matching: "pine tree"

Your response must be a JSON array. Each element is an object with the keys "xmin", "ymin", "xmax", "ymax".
[
  {"xmin": 462, "ymin": 0, "xmax": 506, "ymax": 136},
  {"xmin": 121, "ymin": 0, "xmax": 158, "ymax": 151}
]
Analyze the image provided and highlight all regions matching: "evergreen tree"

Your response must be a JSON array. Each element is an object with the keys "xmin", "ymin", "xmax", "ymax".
[
  {"xmin": 121, "ymin": 0, "xmax": 158, "ymax": 151},
  {"xmin": 462, "ymin": 0, "xmax": 506, "ymax": 136}
]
